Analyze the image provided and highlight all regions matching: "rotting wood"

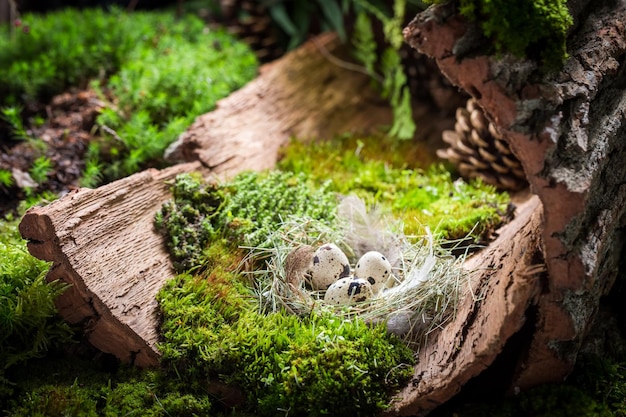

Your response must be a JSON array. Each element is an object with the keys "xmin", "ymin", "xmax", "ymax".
[
  {"xmin": 402, "ymin": 0, "xmax": 626, "ymax": 409},
  {"xmin": 19, "ymin": 161, "xmax": 209, "ymax": 367}
]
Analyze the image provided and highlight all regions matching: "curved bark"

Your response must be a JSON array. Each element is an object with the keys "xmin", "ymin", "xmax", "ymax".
[{"xmin": 396, "ymin": 0, "xmax": 626, "ymax": 412}]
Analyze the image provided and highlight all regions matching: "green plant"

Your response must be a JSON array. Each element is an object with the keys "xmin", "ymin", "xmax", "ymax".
[
  {"xmin": 351, "ymin": 0, "xmax": 417, "ymax": 139},
  {"xmin": 278, "ymin": 136, "xmax": 509, "ymax": 241},
  {"xmin": 155, "ymin": 171, "xmax": 338, "ymax": 272},
  {"xmin": 1, "ymin": 106, "xmax": 47, "ymax": 155},
  {"xmin": 28, "ymin": 156, "xmax": 52, "ymax": 185},
  {"xmin": 260, "ymin": 0, "xmax": 419, "ymax": 139},
  {"xmin": 157, "ymin": 255, "xmax": 415, "ymax": 417},
  {"xmin": 424, "ymin": 0, "xmax": 573, "ymax": 68},
  {"xmin": 0, "ymin": 169, "xmax": 13, "ymax": 188},
  {"xmin": 0, "ymin": 8, "xmax": 157, "ymax": 106},
  {"xmin": 91, "ymin": 17, "xmax": 257, "ymax": 182},
  {"xmin": 1, "ymin": 106, "xmax": 28, "ymax": 140},
  {"xmin": 0, "ymin": 216, "xmax": 73, "ymax": 382},
  {"xmin": 266, "ymin": 0, "xmax": 347, "ymax": 50},
  {"xmin": 79, "ymin": 142, "xmax": 103, "ymax": 189}
]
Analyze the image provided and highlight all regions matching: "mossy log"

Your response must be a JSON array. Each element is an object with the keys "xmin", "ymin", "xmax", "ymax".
[{"xmin": 18, "ymin": 162, "xmax": 207, "ymax": 367}]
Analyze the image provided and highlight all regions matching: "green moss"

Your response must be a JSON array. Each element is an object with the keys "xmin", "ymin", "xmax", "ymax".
[
  {"xmin": 92, "ymin": 21, "xmax": 258, "ymax": 181},
  {"xmin": 157, "ymin": 250, "xmax": 415, "ymax": 417},
  {"xmin": 0, "ymin": 215, "xmax": 73, "ymax": 389},
  {"xmin": 155, "ymin": 171, "xmax": 338, "ymax": 272},
  {"xmin": 5, "ymin": 354, "xmax": 215, "ymax": 417},
  {"xmin": 1, "ymin": 8, "xmax": 258, "ymax": 185},
  {"xmin": 446, "ymin": 384, "xmax": 611, "ymax": 417},
  {"xmin": 425, "ymin": 0, "xmax": 573, "ymax": 68},
  {"xmin": 278, "ymin": 137, "xmax": 509, "ymax": 241}
]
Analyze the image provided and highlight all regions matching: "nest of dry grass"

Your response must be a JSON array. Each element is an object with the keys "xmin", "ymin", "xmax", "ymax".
[{"xmin": 241, "ymin": 196, "xmax": 474, "ymax": 349}]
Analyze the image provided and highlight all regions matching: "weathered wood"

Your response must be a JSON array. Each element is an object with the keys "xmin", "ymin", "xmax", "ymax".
[
  {"xmin": 19, "ymin": 161, "xmax": 208, "ymax": 367},
  {"xmin": 402, "ymin": 0, "xmax": 626, "ymax": 406},
  {"xmin": 164, "ymin": 31, "xmax": 448, "ymax": 174},
  {"xmin": 385, "ymin": 195, "xmax": 543, "ymax": 416}
]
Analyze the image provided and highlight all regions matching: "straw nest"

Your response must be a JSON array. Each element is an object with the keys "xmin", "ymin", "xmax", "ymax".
[{"xmin": 241, "ymin": 195, "xmax": 474, "ymax": 349}]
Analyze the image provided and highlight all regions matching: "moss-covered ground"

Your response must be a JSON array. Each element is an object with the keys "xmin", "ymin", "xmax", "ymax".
[{"xmin": 1, "ymin": 3, "xmax": 624, "ymax": 417}]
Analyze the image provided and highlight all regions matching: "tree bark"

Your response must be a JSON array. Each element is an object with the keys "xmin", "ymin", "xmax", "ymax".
[
  {"xmin": 398, "ymin": 0, "xmax": 626, "ymax": 411},
  {"xmin": 384, "ymin": 195, "xmax": 544, "ymax": 416},
  {"xmin": 19, "ymin": 162, "xmax": 208, "ymax": 367},
  {"xmin": 164, "ymin": 31, "xmax": 449, "ymax": 174}
]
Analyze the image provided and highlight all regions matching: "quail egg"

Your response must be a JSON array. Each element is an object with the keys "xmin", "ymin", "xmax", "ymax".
[
  {"xmin": 354, "ymin": 251, "xmax": 393, "ymax": 295},
  {"xmin": 308, "ymin": 243, "xmax": 351, "ymax": 290},
  {"xmin": 324, "ymin": 277, "xmax": 373, "ymax": 304}
]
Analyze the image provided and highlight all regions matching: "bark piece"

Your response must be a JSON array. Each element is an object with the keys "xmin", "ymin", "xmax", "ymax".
[
  {"xmin": 403, "ymin": 0, "xmax": 626, "ymax": 401},
  {"xmin": 165, "ymin": 32, "xmax": 448, "ymax": 175},
  {"xmin": 19, "ymin": 162, "xmax": 207, "ymax": 367},
  {"xmin": 385, "ymin": 195, "xmax": 544, "ymax": 416}
]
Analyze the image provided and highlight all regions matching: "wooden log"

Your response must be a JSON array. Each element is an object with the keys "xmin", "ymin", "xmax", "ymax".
[
  {"xmin": 402, "ymin": 0, "xmax": 626, "ymax": 407},
  {"xmin": 19, "ymin": 162, "xmax": 208, "ymax": 367}
]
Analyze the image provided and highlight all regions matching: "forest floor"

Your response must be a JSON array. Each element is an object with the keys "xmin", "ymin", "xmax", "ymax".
[{"xmin": 0, "ymin": 88, "xmax": 102, "ymax": 216}]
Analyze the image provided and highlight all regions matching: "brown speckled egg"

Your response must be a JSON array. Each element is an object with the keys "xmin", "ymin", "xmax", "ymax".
[
  {"xmin": 324, "ymin": 277, "xmax": 373, "ymax": 304},
  {"xmin": 354, "ymin": 251, "xmax": 393, "ymax": 295},
  {"xmin": 308, "ymin": 243, "xmax": 351, "ymax": 290}
]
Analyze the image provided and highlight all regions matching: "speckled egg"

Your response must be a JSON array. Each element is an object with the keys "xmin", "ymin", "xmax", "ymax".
[
  {"xmin": 354, "ymin": 251, "xmax": 393, "ymax": 295},
  {"xmin": 308, "ymin": 243, "xmax": 351, "ymax": 290},
  {"xmin": 324, "ymin": 277, "xmax": 373, "ymax": 304}
]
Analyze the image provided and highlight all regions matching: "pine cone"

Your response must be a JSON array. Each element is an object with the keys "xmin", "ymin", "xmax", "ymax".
[
  {"xmin": 437, "ymin": 98, "xmax": 528, "ymax": 191},
  {"xmin": 219, "ymin": 0, "xmax": 284, "ymax": 62}
]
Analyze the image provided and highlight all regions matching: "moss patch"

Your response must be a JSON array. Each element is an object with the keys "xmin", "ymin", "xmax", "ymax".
[
  {"xmin": 155, "ymin": 171, "xmax": 338, "ymax": 272},
  {"xmin": 0, "ymin": 212, "xmax": 73, "ymax": 395},
  {"xmin": 157, "ymin": 246, "xmax": 415, "ymax": 417},
  {"xmin": 425, "ymin": 0, "xmax": 573, "ymax": 68},
  {"xmin": 278, "ymin": 136, "xmax": 509, "ymax": 242}
]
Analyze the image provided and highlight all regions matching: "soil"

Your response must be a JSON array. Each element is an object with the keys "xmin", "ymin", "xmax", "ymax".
[{"xmin": 0, "ymin": 88, "xmax": 103, "ymax": 217}]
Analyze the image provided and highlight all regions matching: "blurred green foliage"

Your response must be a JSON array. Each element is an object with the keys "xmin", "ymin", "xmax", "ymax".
[{"xmin": 1, "ymin": 7, "xmax": 258, "ymax": 186}]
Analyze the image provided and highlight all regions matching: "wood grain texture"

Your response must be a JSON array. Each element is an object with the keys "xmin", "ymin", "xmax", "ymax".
[
  {"xmin": 385, "ymin": 196, "xmax": 544, "ymax": 416},
  {"xmin": 403, "ymin": 0, "xmax": 626, "ymax": 399},
  {"xmin": 19, "ymin": 162, "xmax": 207, "ymax": 367}
]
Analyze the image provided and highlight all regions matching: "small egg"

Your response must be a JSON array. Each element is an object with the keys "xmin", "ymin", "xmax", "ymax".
[
  {"xmin": 308, "ymin": 243, "xmax": 351, "ymax": 290},
  {"xmin": 324, "ymin": 277, "xmax": 373, "ymax": 304},
  {"xmin": 354, "ymin": 251, "xmax": 393, "ymax": 295}
]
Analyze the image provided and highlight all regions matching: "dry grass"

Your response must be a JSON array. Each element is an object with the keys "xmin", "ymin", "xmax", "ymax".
[{"xmin": 240, "ymin": 196, "xmax": 473, "ymax": 349}]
